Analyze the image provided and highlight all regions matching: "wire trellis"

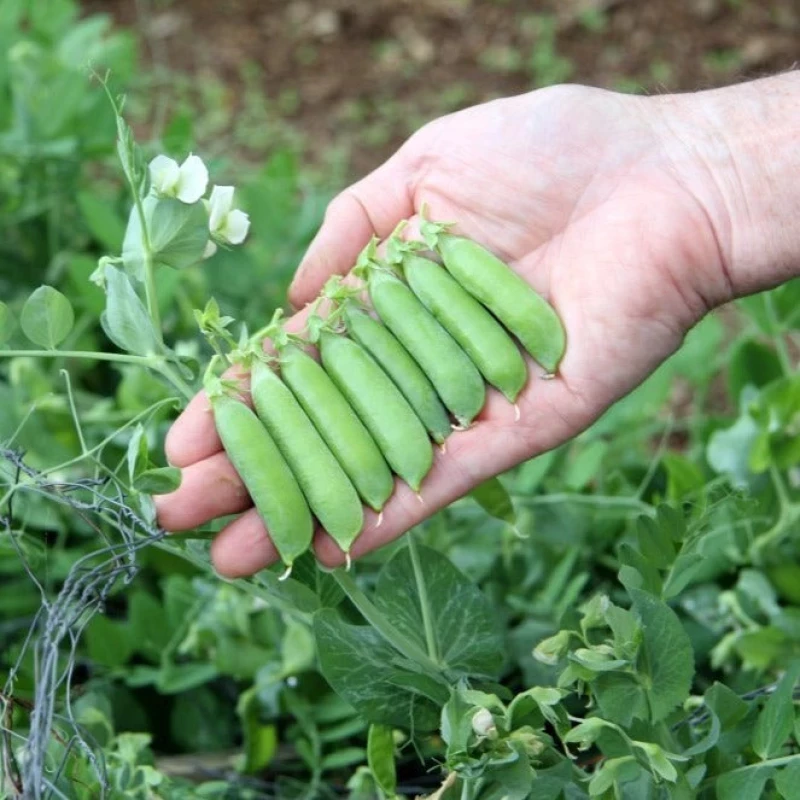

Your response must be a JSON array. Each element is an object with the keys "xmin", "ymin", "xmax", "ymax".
[{"xmin": 1, "ymin": 446, "xmax": 167, "ymax": 799}]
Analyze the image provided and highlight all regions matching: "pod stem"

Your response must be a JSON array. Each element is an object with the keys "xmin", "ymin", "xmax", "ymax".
[
  {"xmin": 202, "ymin": 354, "xmax": 247, "ymax": 401},
  {"xmin": 418, "ymin": 202, "xmax": 455, "ymax": 250}
]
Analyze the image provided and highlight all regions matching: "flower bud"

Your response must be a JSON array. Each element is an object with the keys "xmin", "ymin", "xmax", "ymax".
[
  {"xmin": 471, "ymin": 708, "xmax": 497, "ymax": 739},
  {"xmin": 533, "ymin": 630, "xmax": 571, "ymax": 665}
]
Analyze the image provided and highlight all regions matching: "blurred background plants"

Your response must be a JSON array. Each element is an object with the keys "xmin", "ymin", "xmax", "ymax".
[{"xmin": 1, "ymin": 0, "xmax": 799, "ymax": 798}]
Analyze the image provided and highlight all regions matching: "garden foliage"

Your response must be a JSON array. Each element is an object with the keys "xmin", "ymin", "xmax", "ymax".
[{"xmin": 1, "ymin": 2, "xmax": 799, "ymax": 798}]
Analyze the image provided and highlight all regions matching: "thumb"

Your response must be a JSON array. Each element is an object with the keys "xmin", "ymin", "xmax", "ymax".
[{"xmin": 288, "ymin": 155, "xmax": 415, "ymax": 309}]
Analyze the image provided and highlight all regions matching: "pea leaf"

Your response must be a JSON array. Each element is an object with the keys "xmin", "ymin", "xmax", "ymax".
[
  {"xmin": 100, "ymin": 264, "xmax": 160, "ymax": 356},
  {"xmin": 126, "ymin": 424, "xmax": 149, "ymax": 484},
  {"xmin": 592, "ymin": 672, "xmax": 649, "ymax": 727},
  {"xmin": 775, "ymin": 759, "xmax": 800, "ymax": 799},
  {"xmin": 716, "ymin": 764, "xmax": 775, "ymax": 800},
  {"xmin": 564, "ymin": 439, "xmax": 608, "ymax": 491},
  {"xmin": 236, "ymin": 687, "xmax": 277, "ymax": 774},
  {"xmin": 367, "ymin": 724, "xmax": 397, "ymax": 796},
  {"xmin": 77, "ymin": 189, "xmax": 125, "ymax": 252},
  {"xmin": 476, "ymin": 742, "xmax": 535, "ymax": 800},
  {"xmin": 321, "ymin": 747, "xmax": 367, "ymax": 771},
  {"xmin": 728, "ymin": 338, "xmax": 783, "ymax": 401},
  {"xmin": 123, "ymin": 195, "xmax": 210, "ymax": 278},
  {"xmin": 706, "ymin": 386, "xmax": 760, "ymax": 486},
  {"xmin": 133, "ymin": 467, "xmax": 181, "ymax": 494},
  {"xmin": 314, "ymin": 608, "xmax": 442, "ymax": 732},
  {"xmin": 469, "ymin": 476, "xmax": 516, "ymax": 527},
  {"xmin": 20, "ymin": 286, "xmax": 74, "ymax": 349},
  {"xmin": 85, "ymin": 615, "xmax": 135, "ymax": 668},
  {"xmin": 630, "ymin": 589, "xmax": 694, "ymax": 722},
  {"xmin": 374, "ymin": 545, "xmax": 504, "ymax": 678},
  {"xmin": 751, "ymin": 662, "xmax": 800, "ymax": 760}
]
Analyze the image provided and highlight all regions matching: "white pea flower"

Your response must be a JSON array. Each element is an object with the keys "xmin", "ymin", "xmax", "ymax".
[
  {"xmin": 209, "ymin": 185, "xmax": 250, "ymax": 244},
  {"xmin": 148, "ymin": 153, "xmax": 209, "ymax": 204}
]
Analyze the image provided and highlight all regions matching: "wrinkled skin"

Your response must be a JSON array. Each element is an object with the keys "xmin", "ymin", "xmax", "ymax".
[{"xmin": 155, "ymin": 84, "xmax": 755, "ymax": 577}]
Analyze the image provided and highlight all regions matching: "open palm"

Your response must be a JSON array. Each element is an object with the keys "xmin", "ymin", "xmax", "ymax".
[{"xmin": 157, "ymin": 85, "xmax": 732, "ymax": 577}]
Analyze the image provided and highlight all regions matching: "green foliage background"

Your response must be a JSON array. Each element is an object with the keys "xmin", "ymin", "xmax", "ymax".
[{"xmin": 1, "ymin": 1, "xmax": 799, "ymax": 798}]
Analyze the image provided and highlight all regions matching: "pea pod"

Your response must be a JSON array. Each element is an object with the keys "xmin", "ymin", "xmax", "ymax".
[
  {"xmin": 402, "ymin": 253, "xmax": 528, "ymax": 402},
  {"xmin": 279, "ymin": 343, "xmax": 394, "ymax": 512},
  {"xmin": 368, "ymin": 269, "xmax": 485, "ymax": 426},
  {"xmin": 250, "ymin": 359, "xmax": 364, "ymax": 555},
  {"xmin": 342, "ymin": 304, "xmax": 452, "ymax": 444},
  {"xmin": 433, "ymin": 233, "xmax": 566, "ymax": 375},
  {"xmin": 318, "ymin": 330, "xmax": 433, "ymax": 492},
  {"xmin": 211, "ymin": 392, "xmax": 313, "ymax": 572}
]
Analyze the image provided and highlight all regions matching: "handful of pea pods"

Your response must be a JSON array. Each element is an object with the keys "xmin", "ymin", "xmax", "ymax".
[{"xmin": 204, "ymin": 212, "xmax": 566, "ymax": 577}]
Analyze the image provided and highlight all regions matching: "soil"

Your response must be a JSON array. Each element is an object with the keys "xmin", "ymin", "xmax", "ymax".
[{"xmin": 86, "ymin": 0, "xmax": 799, "ymax": 177}]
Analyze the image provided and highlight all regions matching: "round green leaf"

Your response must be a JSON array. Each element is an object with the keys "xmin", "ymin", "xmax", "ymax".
[{"xmin": 20, "ymin": 286, "xmax": 74, "ymax": 349}]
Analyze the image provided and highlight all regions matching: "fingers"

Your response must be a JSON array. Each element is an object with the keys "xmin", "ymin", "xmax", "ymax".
[
  {"xmin": 154, "ymin": 451, "xmax": 252, "ymax": 531},
  {"xmin": 288, "ymin": 156, "xmax": 416, "ymax": 310},
  {"xmin": 210, "ymin": 507, "xmax": 280, "ymax": 578}
]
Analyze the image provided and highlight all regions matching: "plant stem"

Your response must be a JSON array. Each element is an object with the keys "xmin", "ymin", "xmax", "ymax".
[
  {"xmin": 40, "ymin": 397, "xmax": 178, "ymax": 478},
  {"xmin": 513, "ymin": 493, "xmax": 653, "ymax": 514},
  {"xmin": 407, "ymin": 534, "xmax": 440, "ymax": 665},
  {"xmin": 764, "ymin": 292, "xmax": 792, "ymax": 375},
  {"xmin": 700, "ymin": 754, "xmax": 800, "ymax": 793},
  {"xmin": 154, "ymin": 362, "xmax": 195, "ymax": 403},
  {"xmin": 332, "ymin": 569, "xmax": 449, "ymax": 680},
  {"xmin": 142, "ymin": 244, "xmax": 163, "ymax": 348},
  {"xmin": 0, "ymin": 349, "xmax": 152, "ymax": 366},
  {"xmin": 0, "ymin": 349, "xmax": 195, "ymax": 402},
  {"xmin": 749, "ymin": 466, "xmax": 800, "ymax": 560}
]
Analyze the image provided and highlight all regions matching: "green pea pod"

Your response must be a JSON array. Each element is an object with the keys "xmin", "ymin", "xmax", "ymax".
[
  {"xmin": 318, "ymin": 330, "xmax": 433, "ymax": 492},
  {"xmin": 211, "ymin": 392, "xmax": 313, "ymax": 572},
  {"xmin": 279, "ymin": 343, "xmax": 394, "ymax": 512},
  {"xmin": 342, "ymin": 304, "xmax": 452, "ymax": 444},
  {"xmin": 368, "ymin": 269, "xmax": 485, "ymax": 426},
  {"xmin": 435, "ymin": 233, "xmax": 566, "ymax": 375},
  {"xmin": 402, "ymin": 253, "xmax": 528, "ymax": 402},
  {"xmin": 250, "ymin": 360, "xmax": 364, "ymax": 555}
]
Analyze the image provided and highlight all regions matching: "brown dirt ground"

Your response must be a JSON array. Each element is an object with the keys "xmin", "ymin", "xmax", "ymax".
[{"xmin": 85, "ymin": 0, "xmax": 798, "ymax": 177}]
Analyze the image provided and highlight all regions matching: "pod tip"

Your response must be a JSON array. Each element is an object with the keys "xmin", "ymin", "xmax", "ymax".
[
  {"xmin": 514, "ymin": 404, "xmax": 521, "ymax": 423},
  {"xmin": 416, "ymin": 492, "xmax": 424, "ymax": 506},
  {"xmin": 376, "ymin": 511, "xmax": 384, "ymax": 528},
  {"xmin": 345, "ymin": 552, "xmax": 352, "ymax": 571},
  {"xmin": 541, "ymin": 371, "xmax": 556, "ymax": 381},
  {"xmin": 278, "ymin": 563, "xmax": 293, "ymax": 582}
]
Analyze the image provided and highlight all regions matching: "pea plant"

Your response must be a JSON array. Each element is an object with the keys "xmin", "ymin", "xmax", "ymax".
[{"xmin": 2, "ymin": 72, "xmax": 800, "ymax": 800}]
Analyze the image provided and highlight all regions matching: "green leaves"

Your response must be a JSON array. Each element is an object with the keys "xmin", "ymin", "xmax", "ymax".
[
  {"xmin": 618, "ymin": 505, "xmax": 708, "ymax": 601},
  {"xmin": 315, "ymin": 545, "xmax": 502, "ymax": 732},
  {"xmin": 100, "ymin": 264, "xmax": 160, "ymax": 355},
  {"xmin": 20, "ymin": 285, "xmax": 74, "ymax": 348},
  {"xmin": 122, "ymin": 194, "xmax": 210, "ymax": 278},
  {"xmin": 751, "ymin": 663, "xmax": 800, "ymax": 760},
  {"xmin": 469, "ymin": 476, "xmax": 517, "ymax": 529},
  {"xmin": 313, "ymin": 608, "xmax": 443, "ymax": 731},
  {"xmin": 367, "ymin": 725, "xmax": 397, "ymax": 797},
  {"xmin": 629, "ymin": 589, "xmax": 694, "ymax": 723},
  {"xmin": 373, "ymin": 545, "xmax": 503, "ymax": 678}
]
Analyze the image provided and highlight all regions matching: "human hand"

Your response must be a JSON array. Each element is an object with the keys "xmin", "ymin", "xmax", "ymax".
[{"xmin": 156, "ymin": 77, "xmax": 800, "ymax": 577}]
